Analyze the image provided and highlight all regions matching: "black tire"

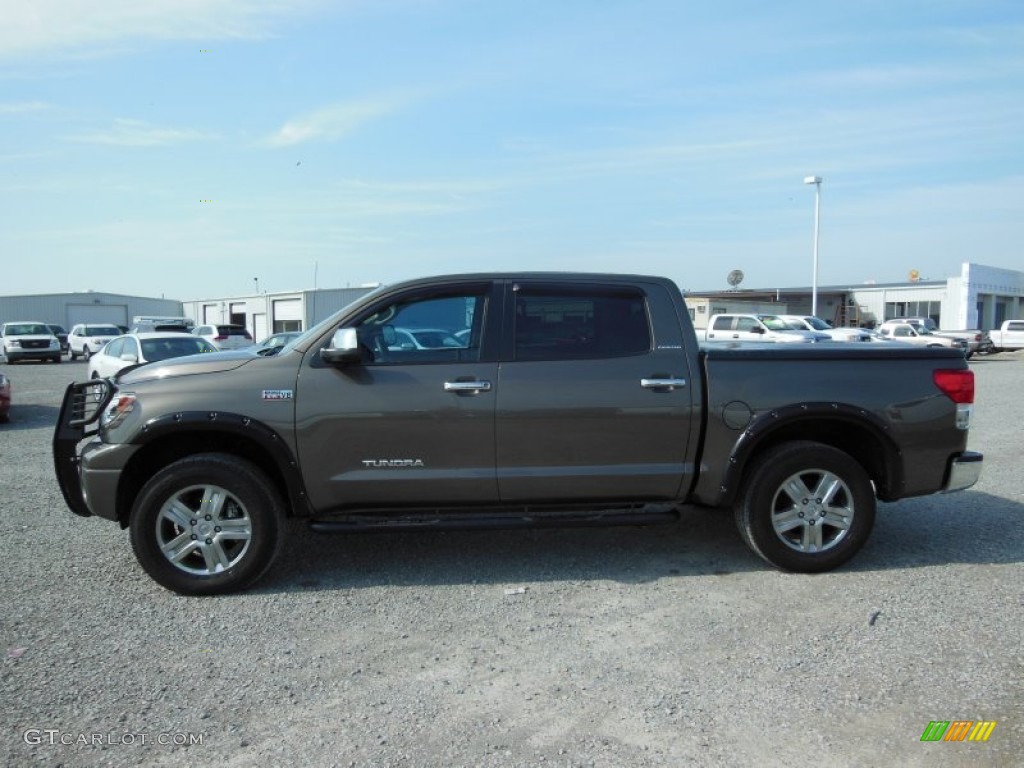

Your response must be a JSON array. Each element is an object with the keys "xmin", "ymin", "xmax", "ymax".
[
  {"xmin": 129, "ymin": 453, "xmax": 284, "ymax": 595},
  {"xmin": 70, "ymin": 348, "xmax": 78, "ymax": 360},
  {"xmin": 734, "ymin": 441, "xmax": 875, "ymax": 573},
  {"xmin": 83, "ymin": 347, "xmax": 92, "ymax": 361}
]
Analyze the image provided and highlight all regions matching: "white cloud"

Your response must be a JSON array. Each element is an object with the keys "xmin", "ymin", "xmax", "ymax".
[
  {"xmin": 0, "ymin": 101, "xmax": 51, "ymax": 114},
  {"xmin": 263, "ymin": 98, "xmax": 409, "ymax": 147},
  {"xmin": 66, "ymin": 118, "xmax": 214, "ymax": 146},
  {"xmin": 0, "ymin": 0, "xmax": 328, "ymax": 58}
]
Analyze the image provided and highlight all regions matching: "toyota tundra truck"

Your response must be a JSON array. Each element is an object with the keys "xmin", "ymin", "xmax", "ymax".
[{"xmin": 53, "ymin": 273, "xmax": 983, "ymax": 595}]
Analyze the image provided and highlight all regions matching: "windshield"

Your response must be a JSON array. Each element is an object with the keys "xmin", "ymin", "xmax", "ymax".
[
  {"xmin": 758, "ymin": 315, "xmax": 793, "ymax": 331},
  {"xmin": 803, "ymin": 316, "xmax": 831, "ymax": 330},
  {"xmin": 5, "ymin": 323, "xmax": 51, "ymax": 335}
]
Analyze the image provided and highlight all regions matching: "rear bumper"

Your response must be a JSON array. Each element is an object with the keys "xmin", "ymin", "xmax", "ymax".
[{"xmin": 943, "ymin": 451, "xmax": 983, "ymax": 492}]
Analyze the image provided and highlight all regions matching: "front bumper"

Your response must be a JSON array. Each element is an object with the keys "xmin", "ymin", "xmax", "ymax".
[
  {"xmin": 6, "ymin": 349, "xmax": 59, "ymax": 362},
  {"xmin": 943, "ymin": 451, "xmax": 983, "ymax": 492}
]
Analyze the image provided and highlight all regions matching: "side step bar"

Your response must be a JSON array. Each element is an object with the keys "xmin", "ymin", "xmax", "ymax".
[{"xmin": 309, "ymin": 504, "xmax": 681, "ymax": 534}]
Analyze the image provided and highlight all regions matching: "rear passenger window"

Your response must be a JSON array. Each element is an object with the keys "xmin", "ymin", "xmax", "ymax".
[{"xmin": 514, "ymin": 287, "xmax": 650, "ymax": 361}]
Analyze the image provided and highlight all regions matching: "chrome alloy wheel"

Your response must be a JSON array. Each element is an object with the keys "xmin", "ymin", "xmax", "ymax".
[
  {"xmin": 155, "ymin": 484, "xmax": 252, "ymax": 575},
  {"xmin": 770, "ymin": 469, "xmax": 854, "ymax": 553}
]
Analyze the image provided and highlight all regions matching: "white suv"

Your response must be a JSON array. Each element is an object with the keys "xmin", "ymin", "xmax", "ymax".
[
  {"xmin": 1, "ymin": 321, "xmax": 62, "ymax": 363},
  {"xmin": 69, "ymin": 324, "xmax": 122, "ymax": 360},
  {"xmin": 191, "ymin": 324, "xmax": 254, "ymax": 351}
]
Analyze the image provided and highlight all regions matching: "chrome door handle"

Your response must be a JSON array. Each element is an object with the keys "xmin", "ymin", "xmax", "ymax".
[
  {"xmin": 444, "ymin": 380, "xmax": 492, "ymax": 393},
  {"xmin": 641, "ymin": 378, "xmax": 687, "ymax": 390}
]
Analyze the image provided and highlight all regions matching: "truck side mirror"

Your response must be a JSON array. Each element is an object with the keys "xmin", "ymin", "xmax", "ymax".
[{"xmin": 320, "ymin": 328, "xmax": 363, "ymax": 365}]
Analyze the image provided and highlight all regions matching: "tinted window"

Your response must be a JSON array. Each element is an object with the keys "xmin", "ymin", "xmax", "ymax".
[
  {"xmin": 141, "ymin": 337, "xmax": 217, "ymax": 361},
  {"xmin": 514, "ymin": 287, "xmax": 650, "ymax": 361},
  {"xmin": 711, "ymin": 317, "xmax": 733, "ymax": 331},
  {"xmin": 86, "ymin": 325, "xmax": 121, "ymax": 336},
  {"xmin": 218, "ymin": 325, "xmax": 251, "ymax": 337}
]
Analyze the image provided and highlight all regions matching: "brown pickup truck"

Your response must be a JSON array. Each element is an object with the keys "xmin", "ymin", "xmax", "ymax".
[{"xmin": 54, "ymin": 273, "xmax": 983, "ymax": 594}]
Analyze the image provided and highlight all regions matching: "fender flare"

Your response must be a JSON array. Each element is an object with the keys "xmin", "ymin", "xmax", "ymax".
[
  {"xmin": 716, "ymin": 401, "xmax": 905, "ymax": 507},
  {"xmin": 127, "ymin": 410, "xmax": 311, "ymax": 517}
]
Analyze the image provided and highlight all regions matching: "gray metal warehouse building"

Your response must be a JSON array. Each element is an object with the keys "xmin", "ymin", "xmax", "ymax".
[
  {"xmin": 180, "ymin": 286, "xmax": 376, "ymax": 341},
  {"xmin": 0, "ymin": 291, "xmax": 184, "ymax": 329}
]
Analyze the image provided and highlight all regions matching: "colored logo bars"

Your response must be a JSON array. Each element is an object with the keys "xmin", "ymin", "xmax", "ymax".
[{"xmin": 921, "ymin": 721, "xmax": 997, "ymax": 742}]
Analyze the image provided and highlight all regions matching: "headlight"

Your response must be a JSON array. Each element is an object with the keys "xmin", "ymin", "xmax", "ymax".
[{"xmin": 100, "ymin": 393, "xmax": 137, "ymax": 430}]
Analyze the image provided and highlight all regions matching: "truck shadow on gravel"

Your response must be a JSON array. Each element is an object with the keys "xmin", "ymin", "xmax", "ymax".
[
  {"xmin": 261, "ymin": 490, "xmax": 1022, "ymax": 594},
  {"xmin": 0, "ymin": 404, "xmax": 60, "ymax": 431}
]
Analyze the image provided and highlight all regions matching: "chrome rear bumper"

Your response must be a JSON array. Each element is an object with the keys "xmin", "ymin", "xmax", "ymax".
[{"xmin": 943, "ymin": 451, "xmax": 983, "ymax": 493}]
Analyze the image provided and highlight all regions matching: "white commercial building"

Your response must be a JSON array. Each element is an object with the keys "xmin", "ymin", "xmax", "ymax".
[{"xmin": 687, "ymin": 262, "xmax": 1024, "ymax": 330}]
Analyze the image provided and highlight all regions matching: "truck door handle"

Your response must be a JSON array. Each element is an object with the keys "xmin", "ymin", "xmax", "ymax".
[
  {"xmin": 641, "ymin": 378, "xmax": 687, "ymax": 391},
  {"xmin": 444, "ymin": 380, "xmax": 492, "ymax": 393}
]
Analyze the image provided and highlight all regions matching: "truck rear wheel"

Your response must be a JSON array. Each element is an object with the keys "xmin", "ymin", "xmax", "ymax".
[
  {"xmin": 734, "ymin": 441, "xmax": 875, "ymax": 572},
  {"xmin": 129, "ymin": 453, "xmax": 284, "ymax": 595}
]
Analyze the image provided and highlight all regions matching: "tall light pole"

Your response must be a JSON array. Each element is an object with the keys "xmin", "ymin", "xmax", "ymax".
[{"xmin": 804, "ymin": 176, "xmax": 822, "ymax": 317}]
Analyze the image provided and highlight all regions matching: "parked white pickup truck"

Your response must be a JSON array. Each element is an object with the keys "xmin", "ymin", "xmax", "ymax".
[
  {"xmin": 705, "ymin": 314, "xmax": 829, "ymax": 343},
  {"xmin": 877, "ymin": 321, "xmax": 969, "ymax": 354},
  {"xmin": 988, "ymin": 319, "xmax": 1024, "ymax": 352},
  {"xmin": 886, "ymin": 317, "xmax": 988, "ymax": 357}
]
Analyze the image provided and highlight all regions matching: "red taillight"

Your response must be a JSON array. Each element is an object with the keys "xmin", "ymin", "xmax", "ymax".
[
  {"xmin": 933, "ymin": 369, "xmax": 974, "ymax": 403},
  {"xmin": 214, "ymin": 335, "xmax": 227, "ymax": 341}
]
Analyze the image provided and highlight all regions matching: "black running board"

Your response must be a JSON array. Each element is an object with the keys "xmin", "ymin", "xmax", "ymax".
[{"xmin": 308, "ymin": 504, "xmax": 681, "ymax": 534}]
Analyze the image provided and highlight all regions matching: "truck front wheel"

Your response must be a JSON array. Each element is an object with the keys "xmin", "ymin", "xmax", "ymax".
[
  {"xmin": 129, "ymin": 453, "xmax": 284, "ymax": 595},
  {"xmin": 734, "ymin": 441, "xmax": 875, "ymax": 572}
]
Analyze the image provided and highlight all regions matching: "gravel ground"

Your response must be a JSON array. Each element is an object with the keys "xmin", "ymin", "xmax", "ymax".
[{"xmin": 1, "ymin": 353, "xmax": 1021, "ymax": 768}]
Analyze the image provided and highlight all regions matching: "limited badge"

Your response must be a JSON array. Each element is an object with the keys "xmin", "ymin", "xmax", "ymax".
[{"xmin": 261, "ymin": 389, "xmax": 293, "ymax": 401}]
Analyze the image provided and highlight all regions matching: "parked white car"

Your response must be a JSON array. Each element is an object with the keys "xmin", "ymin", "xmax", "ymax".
[
  {"xmin": 191, "ymin": 324, "xmax": 254, "ymax": 351},
  {"xmin": 87, "ymin": 333, "xmax": 217, "ymax": 379},
  {"xmin": 0, "ymin": 321, "xmax": 62, "ymax": 363},
  {"xmin": 69, "ymin": 324, "xmax": 122, "ymax": 360},
  {"xmin": 389, "ymin": 327, "xmax": 466, "ymax": 350},
  {"xmin": 705, "ymin": 314, "xmax": 829, "ymax": 343}
]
